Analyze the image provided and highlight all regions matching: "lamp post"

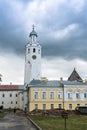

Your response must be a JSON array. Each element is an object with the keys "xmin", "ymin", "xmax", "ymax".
[
  {"xmin": 62, "ymin": 112, "xmax": 68, "ymax": 129},
  {"xmin": 60, "ymin": 77, "xmax": 64, "ymax": 109},
  {"xmin": 62, "ymin": 83, "xmax": 64, "ymax": 110}
]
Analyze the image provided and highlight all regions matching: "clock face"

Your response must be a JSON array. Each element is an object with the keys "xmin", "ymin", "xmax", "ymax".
[{"xmin": 32, "ymin": 55, "xmax": 36, "ymax": 60}]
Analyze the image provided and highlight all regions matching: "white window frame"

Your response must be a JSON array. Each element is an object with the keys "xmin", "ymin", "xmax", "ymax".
[
  {"xmin": 50, "ymin": 92, "xmax": 54, "ymax": 99},
  {"xmin": 51, "ymin": 104, "xmax": 54, "ymax": 109},
  {"xmin": 43, "ymin": 104, "xmax": 46, "ymax": 110},
  {"xmin": 69, "ymin": 104, "xmax": 72, "ymax": 110},
  {"xmin": 84, "ymin": 91, "xmax": 87, "ymax": 98},
  {"xmin": 58, "ymin": 92, "xmax": 62, "ymax": 99},
  {"xmin": 42, "ymin": 91, "xmax": 46, "ymax": 99},
  {"xmin": 35, "ymin": 104, "xmax": 38, "ymax": 109},
  {"xmin": 68, "ymin": 92, "xmax": 72, "ymax": 99},
  {"xmin": 34, "ymin": 92, "xmax": 38, "ymax": 99},
  {"xmin": 76, "ymin": 92, "xmax": 80, "ymax": 99}
]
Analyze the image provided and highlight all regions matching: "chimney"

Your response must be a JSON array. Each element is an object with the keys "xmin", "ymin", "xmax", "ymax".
[
  {"xmin": 41, "ymin": 77, "xmax": 48, "ymax": 82},
  {"xmin": 10, "ymin": 82, "xmax": 12, "ymax": 85},
  {"xmin": 60, "ymin": 77, "xmax": 63, "ymax": 83}
]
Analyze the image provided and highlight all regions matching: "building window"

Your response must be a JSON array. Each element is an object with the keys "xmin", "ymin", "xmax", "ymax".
[
  {"xmin": 28, "ymin": 48, "xmax": 30, "ymax": 53},
  {"xmin": 76, "ymin": 92, "xmax": 80, "ymax": 98},
  {"xmin": 50, "ymin": 92, "xmax": 54, "ymax": 99},
  {"xmin": 10, "ymin": 94, "xmax": 12, "ymax": 97},
  {"xmin": 43, "ymin": 104, "xmax": 46, "ymax": 110},
  {"xmin": 16, "ymin": 94, "xmax": 18, "ymax": 97},
  {"xmin": 77, "ymin": 104, "xmax": 80, "ymax": 107},
  {"xmin": 34, "ymin": 92, "xmax": 38, "ymax": 99},
  {"xmin": 51, "ymin": 104, "xmax": 54, "ymax": 109},
  {"xmin": 2, "ymin": 101, "xmax": 4, "ymax": 104},
  {"xmin": 68, "ymin": 92, "xmax": 72, "ymax": 99},
  {"xmin": 22, "ymin": 97, "xmax": 24, "ymax": 101},
  {"xmin": 38, "ymin": 49, "xmax": 40, "ymax": 54},
  {"xmin": 35, "ymin": 104, "xmax": 38, "ymax": 109},
  {"xmin": 33, "ymin": 48, "xmax": 36, "ymax": 53},
  {"xmin": 42, "ymin": 92, "xmax": 46, "ymax": 99},
  {"xmin": 11, "ymin": 101, "xmax": 13, "ymax": 104},
  {"xmin": 69, "ymin": 104, "xmax": 72, "ymax": 110},
  {"xmin": 59, "ymin": 104, "xmax": 62, "ymax": 109},
  {"xmin": 16, "ymin": 101, "xmax": 17, "ymax": 104},
  {"xmin": 2, "ymin": 94, "xmax": 5, "ymax": 97},
  {"xmin": 84, "ymin": 92, "xmax": 87, "ymax": 98},
  {"xmin": 58, "ymin": 92, "xmax": 62, "ymax": 99}
]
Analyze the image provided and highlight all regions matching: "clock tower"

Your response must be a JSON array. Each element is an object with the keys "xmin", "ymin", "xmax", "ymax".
[{"xmin": 24, "ymin": 26, "xmax": 41, "ymax": 85}]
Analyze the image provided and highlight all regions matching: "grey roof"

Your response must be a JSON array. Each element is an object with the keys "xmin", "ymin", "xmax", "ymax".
[
  {"xmin": 68, "ymin": 68, "xmax": 83, "ymax": 82},
  {"xmin": 29, "ymin": 28, "xmax": 38, "ymax": 37},
  {"xmin": 28, "ymin": 79, "xmax": 87, "ymax": 88},
  {"xmin": 18, "ymin": 85, "xmax": 24, "ymax": 90},
  {"xmin": 28, "ymin": 79, "xmax": 62, "ymax": 88},
  {"xmin": 62, "ymin": 80, "xmax": 87, "ymax": 85}
]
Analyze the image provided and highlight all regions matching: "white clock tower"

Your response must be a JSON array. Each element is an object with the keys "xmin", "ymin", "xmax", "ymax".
[{"xmin": 24, "ymin": 26, "xmax": 41, "ymax": 85}]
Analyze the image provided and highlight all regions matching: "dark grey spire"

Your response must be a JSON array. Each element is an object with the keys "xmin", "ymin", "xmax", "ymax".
[{"xmin": 68, "ymin": 68, "xmax": 83, "ymax": 82}]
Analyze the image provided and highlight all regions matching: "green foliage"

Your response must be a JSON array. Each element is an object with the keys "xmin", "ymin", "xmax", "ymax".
[{"xmin": 30, "ymin": 115, "xmax": 87, "ymax": 130}]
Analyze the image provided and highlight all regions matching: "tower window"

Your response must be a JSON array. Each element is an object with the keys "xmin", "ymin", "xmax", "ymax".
[
  {"xmin": 28, "ymin": 48, "xmax": 30, "ymax": 53},
  {"xmin": 38, "ymin": 49, "xmax": 40, "ymax": 54},
  {"xmin": 33, "ymin": 48, "xmax": 36, "ymax": 53}
]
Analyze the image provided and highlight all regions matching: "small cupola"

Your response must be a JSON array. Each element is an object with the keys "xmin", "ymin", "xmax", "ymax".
[{"xmin": 29, "ymin": 29, "xmax": 38, "ymax": 37}]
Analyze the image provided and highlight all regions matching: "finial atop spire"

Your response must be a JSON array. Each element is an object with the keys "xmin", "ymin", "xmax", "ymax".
[
  {"xmin": 32, "ymin": 24, "xmax": 35, "ymax": 31},
  {"xmin": 74, "ymin": 67, "xmax": 76, "ymax": 71}
]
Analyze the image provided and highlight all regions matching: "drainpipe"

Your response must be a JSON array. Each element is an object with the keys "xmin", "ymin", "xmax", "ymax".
[{"xmin": 60, "ymin": 77, "xmax": 64, "ymax": 110}]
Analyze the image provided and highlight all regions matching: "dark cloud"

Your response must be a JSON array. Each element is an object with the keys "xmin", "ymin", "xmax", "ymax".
[
  {"xmin": 0, "ymin": 0, "xmax": 87, "ymax": 61},
  {"xmin": 42, "ymin": 40, "xmax": 87, "ymax": 61}
]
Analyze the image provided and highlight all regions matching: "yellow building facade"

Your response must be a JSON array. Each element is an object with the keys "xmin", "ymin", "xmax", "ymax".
[{"xmin": 28, "ymin": 79, "xmax": 87, "ymax": 111}]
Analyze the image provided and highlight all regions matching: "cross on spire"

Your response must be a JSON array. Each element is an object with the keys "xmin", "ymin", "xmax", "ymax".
[{"xmin": 32, "ymin": 24, "xmax": 35, "ymax": 31}]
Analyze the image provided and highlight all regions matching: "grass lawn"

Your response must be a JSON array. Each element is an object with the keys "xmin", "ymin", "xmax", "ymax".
[
  {"xmin": 0, "ymin": 113, "xmax": 5, "ymax": 118},
  {"xmin": 30, "ymin": 115, "xmax": 87, "ymax": 130}
]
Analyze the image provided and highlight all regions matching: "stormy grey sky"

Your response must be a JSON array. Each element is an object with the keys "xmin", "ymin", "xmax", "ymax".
[{"xmin": 0, "ymin": 0, "xmax": 87, "ymax": 84}]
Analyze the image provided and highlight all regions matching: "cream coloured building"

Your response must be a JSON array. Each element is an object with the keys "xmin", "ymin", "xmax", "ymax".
[{"xmin": 27, "ymin": 77, "xmax": 87, "ymax": 111}]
